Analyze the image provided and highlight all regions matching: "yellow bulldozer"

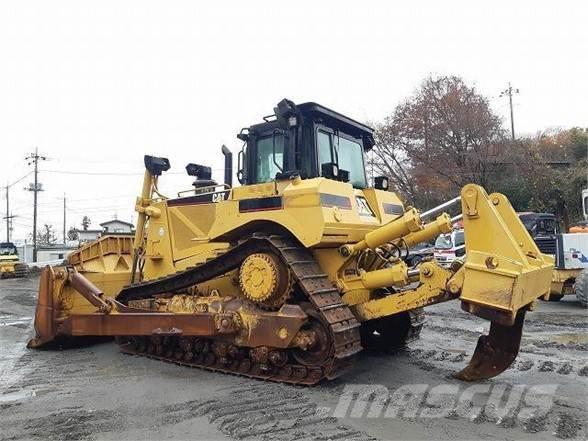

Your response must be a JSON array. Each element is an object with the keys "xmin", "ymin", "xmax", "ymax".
[
  {"xmin": 0, "ymin": 242, "xmax": 29, "ymax": 279},
  {"xmin": 28, "ymin": 99, "xmax": 554, "ymax": 384}
]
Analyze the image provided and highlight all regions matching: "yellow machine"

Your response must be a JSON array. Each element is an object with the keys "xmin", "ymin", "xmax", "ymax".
[
  {"xmin": 0, "ymin": 242, "xmax": 29, "ymax": 279},
  {"xmin": 29, "ymin": 100, "xmax": 554, "ymax": 384}
]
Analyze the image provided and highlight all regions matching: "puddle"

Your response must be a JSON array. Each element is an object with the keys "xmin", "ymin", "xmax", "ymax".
[
  {"xmin": 0, "ymin": 389, "xmax": 36, "ymax": 403},
  {"xmin": 0, "ymin": 317, "xmax": 32, "ymax": 327},
  {"xmin": 551, "ymin": 333, "xmax": 588, "ymax": 345}
]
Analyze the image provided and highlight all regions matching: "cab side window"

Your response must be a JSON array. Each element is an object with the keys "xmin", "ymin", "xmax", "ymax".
[
  {"xmin": 255, "ymin": 135, "xmax": 284, "ymax": 183},
  {"xmin": 317, "ymin": 131, "xmax": 332, "ymax": 171}
]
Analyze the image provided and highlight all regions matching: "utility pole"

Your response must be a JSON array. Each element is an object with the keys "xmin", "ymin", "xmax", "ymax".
[
  {"xmin": 4, "ymin": 185, "xmax": 8, "ymax": 242},
  {"xmin": 63, "ymin": 194, "xmax": 66, "ymax": 244},
  {"xmin": 2, "ymin": 184, "xmax": 16, "ymax": 243},
  {"xmin": 500, "ymin": 82, "xmax": 519, "ymax": 141},
  {"xmin": 25, "ymin": 148, "xmax": 47, "ymax": 262}
]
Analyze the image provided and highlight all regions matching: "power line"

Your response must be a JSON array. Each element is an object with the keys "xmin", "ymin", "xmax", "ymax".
[
  {"xmin": 3, "ymin": 171, "xmax": 34, "ymax": 189},
  {"xmin": 41, "ymin": 169, "xmax": 145, "ymax": 176}
]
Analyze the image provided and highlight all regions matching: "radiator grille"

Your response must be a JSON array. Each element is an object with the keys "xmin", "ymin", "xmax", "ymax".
[{"xmin": 534, "ymin": 236, "xmax": 557, "ymax": 255}]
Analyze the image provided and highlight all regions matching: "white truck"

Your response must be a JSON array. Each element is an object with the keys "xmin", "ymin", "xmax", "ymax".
[{"xmin": 520, "ymin": 204, "xmax": 588, "ymax": 306}]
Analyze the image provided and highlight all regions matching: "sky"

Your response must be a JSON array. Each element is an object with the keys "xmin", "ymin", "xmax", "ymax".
[{"xmin": 0, "ymin": 1, "xmax": 586, "ymax": 243}]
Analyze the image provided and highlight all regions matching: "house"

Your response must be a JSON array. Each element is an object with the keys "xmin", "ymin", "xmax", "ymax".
[
  {"xmin": 36, "ymin": 244, "xmax": 79, "ymax": 263},
  {"xmin": 74, "ymin": 219, "xmax": 135, "ymax": 245},
  {"xmin": 76, "ymin": 229, "xmax": 103, "ymax": 243},
  {"xmin": 100, "ymin": 219, "xmax": 134, "ymax": 234},
  {"xmin": 16, "ymin": 242, "xmax": 78, "ymax": 264}
]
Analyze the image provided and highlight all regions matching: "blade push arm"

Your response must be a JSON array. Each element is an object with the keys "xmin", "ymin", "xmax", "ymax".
[
  {"xmin": 339, "ymin": 184, "xmax": 553, "ymax": 380},
  {"xmin": 342, "ymin": 184, "xmax": 553, "ymax": 322}
]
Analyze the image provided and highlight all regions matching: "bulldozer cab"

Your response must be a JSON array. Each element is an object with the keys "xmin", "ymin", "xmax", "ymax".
[
  {"xmin": 236, "ymin": 99, "xmax": 375, "ymax": 188},
  {"xmin": 0, "ymin": 242, "xmax": 18, "ymax": 258}
]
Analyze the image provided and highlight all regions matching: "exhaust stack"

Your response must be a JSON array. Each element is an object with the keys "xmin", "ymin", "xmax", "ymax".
[{"xmin": 222, "ymin": 145, "xmax": 233, "ymax": 187}]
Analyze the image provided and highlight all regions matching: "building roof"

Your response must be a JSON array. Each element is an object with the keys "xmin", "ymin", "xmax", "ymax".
[
  {"xmin": 37, "ymin": 244, "xmax": 79, "ymax": 251},
  {"xmin": 74, "ymin": 229, "xmax": 103, "ymax": 234},
  {"xmin": 99, "ymin": 219, "xmax": 134, "ymax": 228}
]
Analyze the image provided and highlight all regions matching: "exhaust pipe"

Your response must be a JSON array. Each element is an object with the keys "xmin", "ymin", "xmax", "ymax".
[{"xmin": 222, "ymin": 145, "xmax": 233, "ymax": 187}]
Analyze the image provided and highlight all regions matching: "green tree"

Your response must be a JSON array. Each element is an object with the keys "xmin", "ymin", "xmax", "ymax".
[
  {"xmin": 67, "ymin": 226, "xmax": 79, "ymax": 241},
  {"xmin": 496, "ymin": 129, "xmax": 588, "ymax": 229}
]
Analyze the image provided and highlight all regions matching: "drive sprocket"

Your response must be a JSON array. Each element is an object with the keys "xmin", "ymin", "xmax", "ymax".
[{"xmin": 238, "ymin": 252, "xmax": 292, "ymax": 309}]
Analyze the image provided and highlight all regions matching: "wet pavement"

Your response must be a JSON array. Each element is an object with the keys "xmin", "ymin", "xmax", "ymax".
[{"xmin": 1, "ymin": 276, "xmax": 586, "ymax": 440}]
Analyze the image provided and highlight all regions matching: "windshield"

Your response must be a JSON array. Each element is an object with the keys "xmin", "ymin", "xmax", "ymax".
[
  {"xmin": 537, "ymin": 219, "xmax": 557, "ymax": 234},
  {"xmin": 518, "ymin": 214, "xmax": 558, "ymax": 235},
  {"xmin": 435, "ymin": 234, "xmax": 452, "ymax": 249},
  {"xmin": 317, "ymin": 130, "xmax": 367, "ymax": 188},
  {"xmin": 255, "ymin": 135, "xmax": 284, "ymax": 183},
  {"xmin": 519, "ymin": 215, "xmax": 536, "ymax": 232},
  {"xmin": 0, "ymin": 246, "xmax": 16, "ymax": 255}
]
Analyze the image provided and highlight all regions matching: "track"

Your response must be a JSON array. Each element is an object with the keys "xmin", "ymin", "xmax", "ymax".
[{"xmin": 117, "ymin": 234, "xmax": 363, "ymax": 385}]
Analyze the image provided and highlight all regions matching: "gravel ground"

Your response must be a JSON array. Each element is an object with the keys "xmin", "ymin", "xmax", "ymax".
[{"xmin": 1, "ymin": 276, "xmax": 586, "ymax": 440}]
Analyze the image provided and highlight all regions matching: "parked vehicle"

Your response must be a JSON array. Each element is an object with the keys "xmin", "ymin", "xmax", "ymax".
[
  {"xmin": 404, "ymin": 242, "xmax": 434, "ymax": 267},
  {"xmin": 434, "ymin": 229, "xmax": 465, "ymax": 266},
  {"xmin": 0, "ymin": 242, "xmax": 29, "ymax": 279},
  {"xmin": 518, "ymin": 212, "xmax": 588, "ymax": 306}
]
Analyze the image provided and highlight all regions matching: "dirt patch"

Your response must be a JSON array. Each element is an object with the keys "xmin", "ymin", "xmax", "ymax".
[
  {"xmin": 185, "ymin": 384, "xmax": 370, "ymax": 441},
  {"xmin": 539, "ymin": 361, "xmax": 556, "ymax": 372},
  {"xmin": 555, "ymin": 413, "xmax": 583, "ymax": 439}
]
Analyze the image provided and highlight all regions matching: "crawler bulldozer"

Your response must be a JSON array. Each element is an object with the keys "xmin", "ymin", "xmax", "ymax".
[
  {"xmin": 0, "ymin": 242, "xmax": 29, "ymax": 279},
  {"xmin": 29, "ymin": 99, "xmax": 554, "ymax": 384}
]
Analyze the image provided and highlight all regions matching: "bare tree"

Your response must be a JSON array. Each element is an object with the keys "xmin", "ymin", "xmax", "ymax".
[
  {"xmin": 34, "ymin": 224, "xmax": 58, "ymax": 246},
  {"xmin": 373, "ymin": 75, "xmax": 506, "ymax": 207}
]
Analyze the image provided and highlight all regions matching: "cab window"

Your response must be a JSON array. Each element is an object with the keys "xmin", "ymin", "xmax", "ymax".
[
  {"xmin": 317, "ymin": 130, "xmax": 367, "ymax": 188},
  {"xmin": 255, "ymin": 135, "xmax": 284, "ymax": 183},
  {"xmin": 317, "ymin": 131, "xmax": 332, "ymax": 170}
]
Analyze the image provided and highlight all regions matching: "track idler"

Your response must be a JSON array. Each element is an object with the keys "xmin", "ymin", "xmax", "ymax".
[{"xmin": 453, "ymin": 311, "xmax": 525, "ymax": 381}]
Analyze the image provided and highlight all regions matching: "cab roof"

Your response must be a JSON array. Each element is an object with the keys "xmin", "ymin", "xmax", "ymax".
[{"xmin": 249, "ymin": 99, "xmax": 375, "ymax": 150}]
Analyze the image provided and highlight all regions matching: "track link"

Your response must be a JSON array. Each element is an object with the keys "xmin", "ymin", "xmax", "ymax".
[{"xmin": 117, "ymin": 234, "xmax": 362, "ymax": 385}]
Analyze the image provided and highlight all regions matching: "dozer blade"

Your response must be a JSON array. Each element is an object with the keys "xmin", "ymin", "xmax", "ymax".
[
  {"xmin": 28, "ymin": 266, "xmax": 57, "ymax": 348},
  {"xmin": 453, "ymin": 311, "xmax": 525, "ymax": 381}
]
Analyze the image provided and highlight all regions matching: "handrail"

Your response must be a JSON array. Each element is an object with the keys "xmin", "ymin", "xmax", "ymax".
[{"xmin": 176, "ymin": 183, "xmax": 231, "ymax": 198}]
